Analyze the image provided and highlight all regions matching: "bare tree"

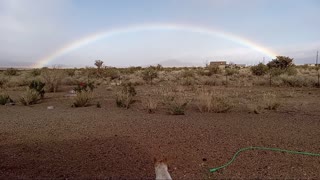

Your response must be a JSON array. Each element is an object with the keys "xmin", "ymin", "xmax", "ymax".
[
  {"xmin": 94, "ymin": 60, "xmax": 104, "ymax": 76},
  {"xmin": 94, "ymin": 60, "xmax": 104, "ymax": 69}
]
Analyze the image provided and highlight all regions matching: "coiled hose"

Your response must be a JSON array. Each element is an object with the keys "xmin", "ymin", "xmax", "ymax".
[{"xmin": 210, "ymin": 146, "xmax": 320, "ymax": 172}]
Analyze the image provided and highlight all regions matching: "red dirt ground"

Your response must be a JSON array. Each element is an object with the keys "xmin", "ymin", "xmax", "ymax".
[{"xmin": 0, "ymin": 85, "xmax": 320, "ymax": 179}]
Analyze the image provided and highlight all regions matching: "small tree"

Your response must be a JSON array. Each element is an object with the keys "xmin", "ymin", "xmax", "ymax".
[
  {"xmin": 267, "ymin": 56, "xmax": 294, "ymax": 70},
  {"xmin": 251, "ymin": 63, "xmax": 269, "ymax": 76},
  {"xmin": 142, "ymin": 66, "xmax": 158, "ymax": 85},
  {"xmin": 94, "ymin": 60, "xmax": 104, "ymax": 75}
]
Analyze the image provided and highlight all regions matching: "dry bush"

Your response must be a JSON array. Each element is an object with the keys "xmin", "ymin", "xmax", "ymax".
[
  {"xmin": 19, "ymin": 88, "xmax": 40, "ymax": 106},
  {"xmin": 142, "ymin": 66, "xmax": 158, "ymax": 84},
  {"xmin": 279, "ymin": 75, "xmax": 316, "ymax": 87},
  {"xmin": 197, "ymin": 68, "xmax": 212, "ymax": 76},
  {"xmin": 247, "ymin": 104, "xmax": 263, "ymax": 114},
  {"xmin": 61, "ymin": 76, "xmax": 79, "ymax": 86},
  {"xmin": 252, "ymin": 76, "xmax": 269, "ymax": 86},
  {"xmin": 199, "ymin": 76, "xmax": 223, "ymax": 86},
  {"xmin": 124, "ymin": 74, "xmax": 145, "ymax": 86},
  {"xmin": 41, "ymin": 67, "xmax": 65, "ymax": 92},
  {"xmin": 6, "ymin": 75, "xmax": 33, "ymax": 88},
  {"xmin": 143, "ymin": 95, "xmax": 158, "ymax": 113},
  {"xmin": 0, "ymin": 75, "xmax": 9, "ymax": 88},
  {"xmin": 263, "ymin": 92, "xmax": 281, "ymax": 110},
  {"xmin": 0, "ymin": 93, "xmax": 11, "ymax": 105},
  {"xmin": 116, "ymin": 91, "xmax": 134, "ymax": 109},
  {"xmin": 30, "ymin": 69, "xmax": 41, "ymax": 77},
  {"xmin": 72, "ymin": 91, "xmax": 92, "ymax": 107},
  {"xmin": 181, "ymin": 69, "xmax": 195, "ymax": 78},
  {"xmin": 4, "ymin": 68, "xmax": 18, "ymax": 76},
  {"xmin": 207, "ymin": 65, "xmax": 223, "ymax": 75},
  {"xmin": 180, "ymin": 77, "xmax": 196, "ymax": 86},
  {"xmin": 115, "ymin": 83, "xmax": 136, "ymax": 109},
  {"xmin": 160, "ymin": 88, "xmax": 190, "ymax": 115},
  {"xmin": 195, "ymin": 90, "xmax": 233, "ymax": 113}
]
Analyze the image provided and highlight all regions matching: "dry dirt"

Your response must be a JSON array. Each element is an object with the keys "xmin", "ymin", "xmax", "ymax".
[{"xmin": 0, "ymin": 85, "xmax": 320, "ymax": 179}]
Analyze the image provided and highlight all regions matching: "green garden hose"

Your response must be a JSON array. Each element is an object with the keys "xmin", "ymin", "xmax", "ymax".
[{"xmin": 209, "ymin": 146, "xmax": 320, "ymax": 173}]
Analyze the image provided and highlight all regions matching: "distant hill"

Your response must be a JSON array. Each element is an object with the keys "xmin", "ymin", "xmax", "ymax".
[{"xmin": 0, "ymin": 60, "xmax": 33, "ymax": 68}]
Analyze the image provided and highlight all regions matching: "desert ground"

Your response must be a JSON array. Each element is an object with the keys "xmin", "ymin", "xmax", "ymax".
[{"xmin": 0, "ymin": 65, "xmax": 320, "ymax": 179}]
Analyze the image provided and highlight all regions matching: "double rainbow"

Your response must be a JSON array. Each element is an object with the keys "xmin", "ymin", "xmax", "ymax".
[{"xmin": 34, "ymin": 23, "xmax": 277, "ymax": 68}]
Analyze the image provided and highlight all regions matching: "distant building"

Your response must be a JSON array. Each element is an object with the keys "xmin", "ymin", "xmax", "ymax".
[
  {"xmin": 304, "ymin": 64, "xmax": 316, "ymax": 67},
  {"xmin": 209, "ymin": 61, "xmax": 227, "ymax": 68}
]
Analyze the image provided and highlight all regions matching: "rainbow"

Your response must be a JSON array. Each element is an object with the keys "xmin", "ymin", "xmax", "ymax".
[{"xmin": 34, "ymin": 23, "xmax": 277, "ymax": 68}]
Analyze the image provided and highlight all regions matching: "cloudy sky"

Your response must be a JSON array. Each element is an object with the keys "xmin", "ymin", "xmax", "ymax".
[{"xmin": 0, "ymin": 0, "xmax": 319, "ymax": 67}]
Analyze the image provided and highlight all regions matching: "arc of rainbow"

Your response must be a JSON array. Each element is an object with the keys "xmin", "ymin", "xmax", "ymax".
[{"xmin": 34, "ymin": 23, "xmax": 277, "ymax": 68}]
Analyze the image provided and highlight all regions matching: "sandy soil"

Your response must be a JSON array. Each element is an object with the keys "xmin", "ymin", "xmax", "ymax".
[{"xmin": 0, "ymin": 85, "xmax": 320, "ymax": 179}]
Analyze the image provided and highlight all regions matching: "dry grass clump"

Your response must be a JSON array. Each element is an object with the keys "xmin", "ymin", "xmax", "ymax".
[
  {"xmin": 195, "ymin": 90, "xmax": 233, "ymax": 113},
  {"xmin": 41, "ymin": 67, "xmax": 65, "ymax": 92},
  {"xmin": 0, "ymin": 75, "xmax": 9, "ymax": 88},
  {"xmin": 143, "ymin": 95, "xmax": 158, "ymax": 113},
  {"xmin": 115, "ymin": 83, "xmax": 137, "ymax": 109},
  {"xmin": 19, "ymin": 88, "xmax": 41, "ymax": 106},
  {"xmin": 263, "ymin": 92, "xmax": 281, "ymax": 110},
  {"xmin": 72, "ymin": 91, "xmax": 92, "ymax": 107},
  {"xmin": 160, "ymin": 88, "xmax": 190, "ymax": 115}
]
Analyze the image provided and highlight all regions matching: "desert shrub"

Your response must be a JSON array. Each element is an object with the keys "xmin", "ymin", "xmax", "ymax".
[
  {"xmin": 83, "ymin": 67, "xmax": 98, "ymax": 78},
  {"xmin": 199, "ymin": 76, "xmax": 223, "ymax": 86},
  {"xmin": 61, "ymin": 76, "xmax": 79, "ymax": 85},
  {"xmin": 269, "ymin": 68, "xmax": 285, "ymax": 77},
  {"xmin": 279, "ymin": 75, "xmax": 314, "ymax": 87},
  {"xmin": 142, "ymin": 67, "xmax": 158, "ymax": 84},
  {"xmin": 208, "ymin": 65, "xmax": 222, "ymax": 75},
  {"xmin": 166, "ymin": 96, "xmax": 189, "ymax": 115},
  {"xmin": 116, "ymin": 83, "xmax": 137, "ymax": 109},
  {"xmin": 161, "ymin": 90, "xmax": 189, "ymax": 115},
  {"xmin": 197, "ymin": 69, "xmax": 212, "ymax": 76},
  {"xmin": 6, "ymin": 75, "xmax": 32, "ymax": 87},
  {"xmin": 41, "ymin": 68, "xmax": 65, "ymax": 92},
  {"xmin": 73, "ymin": 81, "xmax": 95, "ymax": 93},
  {"xmin": 103, "ymin": 68, "xmax": 121, "ymax": 80},
  {"xmin": 263, "ymin": 92, "xmax": 280, "ymax": 110},
  {"xmin": 225, "ymin": 68, "xmax": 239, "ymax": 76},
  {"xmin": 0, "ymin": 93, "xmax": 11, "ymax": 105},
  {"xmin": 181, "ymin": 69, "xmax": 195, "ymax": 78},
  {"xmin": 65, "ymin": 69, "xmax": 76, "ymax": 77},
  {"xmin": 195, "ymin": 91, "xmax": 232, "ymax": 113},
  {"xmin": 29, "ymin": 80, "xmax": 45, "ymax": 98},
  {"xmin": 143, "ymin": 95, "xmax": 158, "ymax": 113},
  {"xmin": 19, "ymin": 88, "xmax": 40, "ymax": 106},
  {"xmin": 181, "ymin": 77, "xmax": 196, "ymax": 86},
  {"xmin": 127, "ymin": 77, "xmax": 145, "ymax": 86},
  {"xmin": 30, "ymin": 69, "xmax": 41, "ymax": 77},
  {"xmin": 0, "ymin": 76, "xmax": 9, "ymax": 88},
  {"xmin": 284, "ymin": 66, "xmax": 298, "ymax": 76},
  {"xmin": 251, "ymin": 63, "xmax": 268, "ymax": 76},
  {"xmin": 72, "ymin": 91, "xmax": 92, "ymax": 107},
  {"xmin": 4, "ymin": 68, "xmax": 18, "ymax": 76}
]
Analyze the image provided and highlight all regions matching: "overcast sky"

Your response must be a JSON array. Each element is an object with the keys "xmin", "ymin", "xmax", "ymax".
[{"xmin": 0, "ymin": 0, "xmax": 319, "ymax": 67}]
